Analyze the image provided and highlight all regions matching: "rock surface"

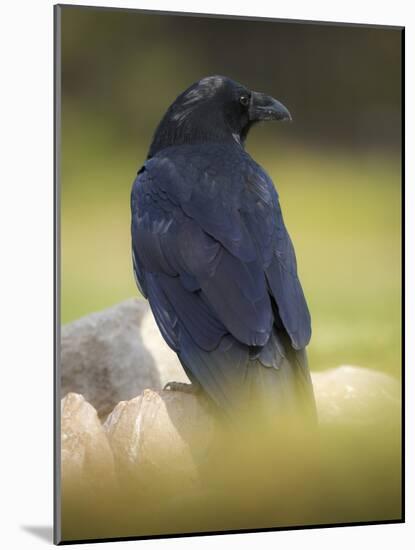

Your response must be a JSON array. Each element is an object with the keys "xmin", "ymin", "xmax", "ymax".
[
  {"xmin": 139, "ymin": 300, "xmax": 190, "ymax": 388},
  {"xmin": 60, "ymin": 367, "xmax": 401, "ymax": 501},
  {"xmin": 312, "ymin": 365, "xmax": 400, "ymax": 425},
  {"xmin": 61, "ymin": 299, "xmax": 165, "ymax": 418},
  {"xmin": 104, "ymin": 389, "xmax": 215, "ymax": 493},
  {"xmin": 61, "ymin": 393, "xmax": 117, "ymax": 495}
]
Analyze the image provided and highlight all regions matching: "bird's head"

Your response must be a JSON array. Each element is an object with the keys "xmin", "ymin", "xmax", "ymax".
[{"xmin": 148, "ymin": 75, "xmax": 291, "ymax": 157}]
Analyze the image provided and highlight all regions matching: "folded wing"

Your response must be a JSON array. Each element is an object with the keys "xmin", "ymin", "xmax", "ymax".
[{"xmin": 131, "ymin": 143, "xmax": 311, "ymax": 406}]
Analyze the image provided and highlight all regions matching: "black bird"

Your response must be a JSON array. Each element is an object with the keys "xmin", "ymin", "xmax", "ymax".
[{"xmin": 131, "ymin": 76, "xmax": 316, "ymax": 421}]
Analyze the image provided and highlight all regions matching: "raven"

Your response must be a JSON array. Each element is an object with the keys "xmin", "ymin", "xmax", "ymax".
[{"xmin": 131, "ymin": 76, "xmax": 316, "ymax": 421}]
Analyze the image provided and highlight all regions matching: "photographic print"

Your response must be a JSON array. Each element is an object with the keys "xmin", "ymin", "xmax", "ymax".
[{"xmin": 54, "ymin": 4, "xmax": 403, "ymax": 544}]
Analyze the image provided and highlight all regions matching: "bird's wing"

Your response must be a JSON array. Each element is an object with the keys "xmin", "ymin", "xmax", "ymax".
[
  {"xmin": 131, "ymin": 147, "xmax": 273, "ymax": 354},
  {"xmin": 239, "ymin": 160, "xmax": 312, "ymax": 350},
  {"xmin": 131, "ymin": 145, "xmax": 311, "ymax": 408},
  {"xmin": 131, "ymin": 144, "xmax": 310, "ymax": 355}
]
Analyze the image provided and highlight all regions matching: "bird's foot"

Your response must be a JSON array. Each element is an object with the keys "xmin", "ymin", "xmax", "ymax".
[{"xmin": 163, "ymin": 381, "xmax": 199, "ymax": 394}]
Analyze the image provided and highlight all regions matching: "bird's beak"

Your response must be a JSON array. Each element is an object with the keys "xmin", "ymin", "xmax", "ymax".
[{"xmin": 249, "ymin": 91, "xmax": 292, "ymax": 122}]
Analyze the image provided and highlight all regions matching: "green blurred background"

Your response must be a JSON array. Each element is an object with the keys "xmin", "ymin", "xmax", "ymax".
[{"xmin": 60, "ymin": 7, "xmax": 402, "ymax": 376}]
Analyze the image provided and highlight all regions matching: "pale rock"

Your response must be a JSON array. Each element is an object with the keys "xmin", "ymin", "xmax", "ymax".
[
  {"xmin": 61, "ymin": 393, "xmax": 117, "ymax": 495},
  {"xmin": 60, "ymin": 367, "xmax": 400, "ymax": 498},
  {"xmin": 101, "ymin": 366, "xmax": 400, "ymax": 487},
  {"xmin": 140, "ymin": 304, "xmax": 190, "ymax": 387},
  {"xmin": 103, "ymin": 389, "xmax": 215, "ymax": 493},
  {"xmin": 61, "ymin": 299, "xmax": 162, "ymax": 418},
  {"xmin": 312, "ymin": 365, "xmax": 400, "ymax": 425}
]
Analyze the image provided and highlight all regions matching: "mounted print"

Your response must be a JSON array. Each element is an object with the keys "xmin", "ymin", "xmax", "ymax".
[{"xmin": 54, "ymin": 4, "xmax": 404, "ymax": 545}]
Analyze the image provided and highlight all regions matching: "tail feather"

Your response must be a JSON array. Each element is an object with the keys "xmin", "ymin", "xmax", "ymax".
[{"xmin": 178, "ymin": 325, "xmax": 317, "ymax": 424}]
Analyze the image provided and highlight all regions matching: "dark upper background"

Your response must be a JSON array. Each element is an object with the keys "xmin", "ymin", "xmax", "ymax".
[
  {"xmin": 61, "ymin": 8, "xmax": 401, "ymax": 154},
  {"xmin": 60, "ymin": 6, "xmax": 402, "ymax": 375}
]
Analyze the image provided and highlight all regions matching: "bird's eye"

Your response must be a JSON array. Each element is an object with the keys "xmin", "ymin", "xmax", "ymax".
[{"xmin": 239, "ymin": 95, "xmax": 249, "ymax": 107}]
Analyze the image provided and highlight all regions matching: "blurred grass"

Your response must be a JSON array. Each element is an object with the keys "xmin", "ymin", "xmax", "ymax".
[{"xmin": 61, "ymin": 107, "xmax": 401, "ymax": 377}]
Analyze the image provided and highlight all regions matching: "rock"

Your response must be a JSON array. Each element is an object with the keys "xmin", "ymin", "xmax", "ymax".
[
  {"xmin": 60, "ymin": 366, "xmax": 402, "ymax": 539},
  {"xmin": 91, "ymin": 365, "xmax": 400, "ymax": 507},
  {"xmin": 61, "ymin": 393, "xmax": 117, "ymax": 495},
  {"xmin": 139, "ymin": 304, "xmax": 190, "ymax": 388},
  {"xmin": 60, "ymin": 365, "xmax": 401, "ymax": 534},
  {"xmin": 312, "ymin": 365, "xmax": 400, "ymax": 426},
  {"xmin": 61, "ymin": 299, "xmax": 163, "ymax": 418},
  {"xmin": 103, "ymin": 389, "xmax": 215, "ymax": 494},
  {"xmin": 100, "ymin": 366, "xmax": 400, "ymax": 488}
]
